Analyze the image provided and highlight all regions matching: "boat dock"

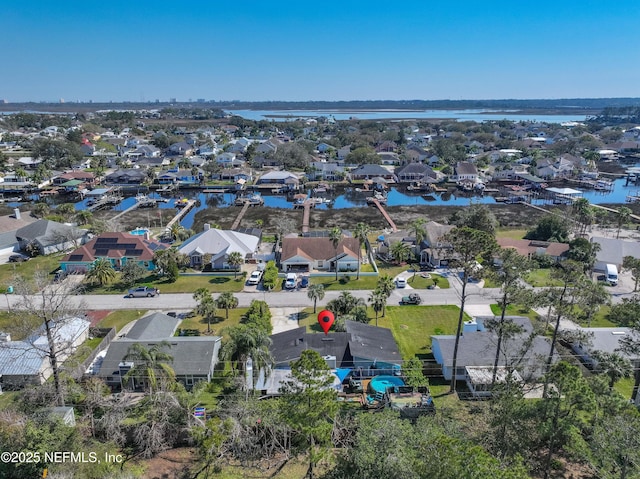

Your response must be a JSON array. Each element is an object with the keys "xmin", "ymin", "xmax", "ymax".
[
  {"xmin": 369, "ymin": 198, "xmax": 397, "ymax": 232},
  {"xmin": 87, "ymin": 194, "xmax": 124, "ymax": 211},
  {"xmin": 231, "ymin": 201, "xmax": 251, "ymax": 230},
  {"xmin": 166, "ymin": 200, "xmax": 196, "ymax": 229},
  {"xmin": 301, "ymin": 200, "xmax": 312, "ymax": 233}
]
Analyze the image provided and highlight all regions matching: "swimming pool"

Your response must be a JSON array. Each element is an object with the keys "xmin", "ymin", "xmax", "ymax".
[{"xmin": 369, "ymin": 375, "xmax": 405, "ymax": 395}]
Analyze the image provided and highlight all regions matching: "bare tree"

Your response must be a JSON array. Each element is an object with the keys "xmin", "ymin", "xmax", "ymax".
[{"xmin": 7, "ymin": 271, "xmax": 87, "ymax": 406}]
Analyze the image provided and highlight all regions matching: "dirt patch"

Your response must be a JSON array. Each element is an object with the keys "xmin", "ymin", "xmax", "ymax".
[
  {"xmin": 134, "ymin": 447, "xmax": 197, "ymax": 479},
  {"xmin": 85, "ymin": 310, "xmax": 111, "ymax": 327}
]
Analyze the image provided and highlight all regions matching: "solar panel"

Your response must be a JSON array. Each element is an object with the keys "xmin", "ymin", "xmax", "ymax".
[
  {"xmin": 125, "ymin": 249, "xmax": 143, "ymax": 256},
  {"xmin": 95, "ymin": 237, "xmax": 118, "ymax": 244},
  {"xmin": 95, "ymin": 249, "xmax": 109, "ymax": 256},
  {"xmin": 118, "ymin": 243, "xmax": 136, "ymax": 249},
  {"xmin": 69, "ymin": 255, "xmax": 83, "ymax": 261}
]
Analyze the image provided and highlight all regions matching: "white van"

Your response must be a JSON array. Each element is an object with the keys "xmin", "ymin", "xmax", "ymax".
[
  {"xmin": 606, "ymin": 264, "xmax": 618, "ymax": 286},
  {"xmin": 285, "ymin": 273, "xmax": 298, "ymax": 289}
]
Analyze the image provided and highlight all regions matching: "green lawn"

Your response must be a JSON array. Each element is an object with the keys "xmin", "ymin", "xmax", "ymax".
[
  {"xmin": 298, "ymin": 305, "xmax": 463, "ymax": 359},
  {"xmin": 98, "ymin": 310, "xmax": 147, "ymax": 332},
  {"xmin": 614, "ymin": 377, "xmax": 634, "ymax": 400},
  {"xmin": 177, "ymin": 307, "xmax": 247, "ymax": 338},
  {"xmin": 0, "ymin": 254, "xmax": 62, "ymax": 289},
  {"xmin": 309, "ymin": 265, "xmax": 413, "ymax": 291},
  {"xmin": 0, "ymin": 311, "xmax": 40, "ymax": 340},
  {"xmin": 496, "ymin": 228, "xmax": 527, "ymax": 240},
  {"xmin": 524, "ymin": 268, "xmax": 563, "ymax": 287},
  {"xmin": 406, "ymin": 272, "xmax": 450, "ymax": 289},
  {"xmin": 82, "ymin": 272, "xmax": 246, "ymax": 294},
  {"xmin": 489, "ymin": 304, "xmax": 541, "ymax": 323}
]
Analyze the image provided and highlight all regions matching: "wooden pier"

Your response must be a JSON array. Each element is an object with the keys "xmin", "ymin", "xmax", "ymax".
[
  {"xmin": 301, "ymin": 200, "xmax": 312, "ymax": 233},
  {"xmin": 87, "ymin": 195, "xmax": 124, "ymax": 211},
  {"xmin": 369, "ymin": 198, "xmax": 397, "ymax": 232},
  {"xmin": 166, "ymin": 200, "xmax": 196, "ymax": 229},
  {"xmin": 231, "ymin": 201, "xmax": 250, "ymax": 230}
]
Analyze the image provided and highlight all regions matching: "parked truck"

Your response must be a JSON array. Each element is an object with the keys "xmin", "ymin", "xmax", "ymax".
[{"xmin": 606, "ymin": 264, "xmax": 619, "ymax": 286}]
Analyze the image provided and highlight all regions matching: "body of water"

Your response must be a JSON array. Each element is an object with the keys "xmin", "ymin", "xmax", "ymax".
[{"xmin": 227, "ymin": 108, "xmax": 587, "ymax": 124}]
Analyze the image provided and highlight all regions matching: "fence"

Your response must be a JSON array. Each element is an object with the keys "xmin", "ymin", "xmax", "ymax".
[{"xmin": 67, "ymin": 327, "xmax": 116, "ymax": 380}]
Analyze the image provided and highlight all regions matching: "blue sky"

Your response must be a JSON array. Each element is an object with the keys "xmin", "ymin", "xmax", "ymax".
[{"xmin": 2, "ymin": 1, "xmax": 639, "ymax": 102}]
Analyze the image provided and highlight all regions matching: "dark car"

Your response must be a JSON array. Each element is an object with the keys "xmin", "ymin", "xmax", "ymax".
[
  {"xmin": 400, "ymin": 293, "xmax": 422, "ymax": 305},
  {"xmin": 9, "ymin": 254, "xmax": 29, "ymax": 263},
  {"xmin": 300, "ymin": 276, "xmax": 309, "ymax": 288}
]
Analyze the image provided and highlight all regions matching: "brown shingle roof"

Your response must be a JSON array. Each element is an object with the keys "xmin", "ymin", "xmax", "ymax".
[
  {"xmin": 62, "ymin": 232, "xmax": 166, "ymax": 263},
  {"xmin": 281, "ymin": 237, "xmax": 359, "ymax": 262},
  {"xmin": 497, "ymin": 238, "xmax": 569, "ymax": 258}
]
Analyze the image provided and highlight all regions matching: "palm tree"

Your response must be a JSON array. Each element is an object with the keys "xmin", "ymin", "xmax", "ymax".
[
  {"xmin": 56, "ymin": 203, "xmax": 77, "ymax": 222},
  {"xmin": 220, "ymin": 324, "xmax": 274, "ymax": 383},
  {"xmin": 329, "ymin": 227, "xmax": 342, "ymax": 281},
  {"xmin": 86, "ymin": 257, "xmax": 116, "ymax": 286},
  {"xmin": 327, "ymin": 291, "xmax": 365, "ymax": 319},
  {"xmin": 193, "ymin": 287, "xmax": 217, "ymax": 332},
  {"xmin": 572, "ymin": 198, "xmax": 593, "ymax": 235},
  {"xmin": 217, "ymin": 291, "xmax": 238, "ymax": 319},
  {"xmin": 409, "ymin": 218, "xmax": 427, "ymax": 255},
  {"xmin": 307, "ymin": 284, "xmax": 325, "ymax": 314},
  {"xmin": 32, "ymin": 202, "xmax": 50, "ymax": 218},
  {"xmin": 376, "ymin": 274, "xmax": 395, "ymax": 317},
  {"xmin": 123, "ymin": 342, "xmax": 176, "ymax": 393},
  {"xmin": 368, "ymin": 289, "xmax": 386, "ymax": 326},
  {"xmin": 592, "ymin": 351, "xmax": 633, "ymax": 389},
  {"xmin": 353, "ymin": 222, "xmax": 370, "ymax": 280},
  {"xmin": 616, "ymin": 206, "xmax": 632, "ymax": 239},
  {"xmin": 390, "ymin": 241, "xmax": 412, "ymax": 264},
  {"xmin": 169, "ymin": 223, "xmax": 190, "ymax": 242},
  {"xmin": 227, "ymin": 251, "xmax": 244, "ymax": 278},
  {"xmin": 75, "ymin": 209, "xmax": 93, "ymax": 226}
]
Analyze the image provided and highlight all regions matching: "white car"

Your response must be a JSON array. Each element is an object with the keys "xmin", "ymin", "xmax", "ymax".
[
  {"xmin": 285, "ymin": 273, "xmax": 298, "ymax": 289},
  {"xmin": 396, "ymin": 277, "xmax": 407, "ymax": 288},
  {"xmin": 247, "ymin": 270, "xmax": 262, "ymax": 285}
]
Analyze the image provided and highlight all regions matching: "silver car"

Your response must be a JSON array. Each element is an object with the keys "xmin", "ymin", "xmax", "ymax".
[{"xmin": 127, "ymin": 286, "xmax": 157, "ymax": 298}]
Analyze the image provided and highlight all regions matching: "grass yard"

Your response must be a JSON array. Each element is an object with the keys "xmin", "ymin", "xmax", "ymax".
[
  {"xmin": 98, "ymin": 309, "xmax": 147, "ymax": 332},
  {"xmin": 0, "ymin": 311, "xmax": 40, "ymax": 340},
  {"xmin": 524, "ymin": 268, "xmax": 563, "ymax": 287},
  {"xmin": 82, "ymin": 272, "xmax": 246, "ymax": 295},
  {"xmin": 489, "ymin": 304, "xmax": 541, "ymax": 323},
  {"xmin": 0, "ymin": 254, "xmax": 62, "ymax": 289},
  {"xmin": 298, "ymin": 305, "xmax": 463, "ymax": 359},
  {"xmin": 406, "ymin": 272, "xmax": 450, "ymax": 289},
  {"xmin": 614, "ymin": 377, "xmax": 634, "ymax": 400},
  {"xmin": 310, "ymin": 265, "xmax": 414, "ymax": 291},
  {"xmin": 176, "ymin": 307, "xmax": 247, "ymax": 339},
  {"xmin": 495, "ymin": 228, "xmax": 527, "ymax": 240}
]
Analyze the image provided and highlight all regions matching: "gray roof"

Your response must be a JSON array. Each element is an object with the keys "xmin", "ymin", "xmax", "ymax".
[
  {"xmin": 99, "ymin": 337, "xmax": 221, "ymax": 377},
  {"xmin": 345, "ymin": 321, "xmax": 401, "ymax": 364},
  {"xmin": 351, "ymin": 164, "xmax": 391, "ymax": 177},
  {"xmin": 16, "ymin": 219, "xmax": 86, "ymax": 245},
  {"xmin": 575, "ymin": 327, "xmax": 639, "ymax": 361},
  {"xmin": 432, "ymin": 316, "xmax": 556, "ymax": 379},
  {"xmin": 591, "ymin": 237, "xmax": 640, "ymax": 267},
  {"xmin": 269, "ymin": 321, "xmax": 401, "ymax": 368},
  {"xmin": 178, "ymin": 228, "xmax": 259, "ymax": 262},
  {"xmin": 125, "ymin": 312, "xmax": 181, "ymax": 340}
]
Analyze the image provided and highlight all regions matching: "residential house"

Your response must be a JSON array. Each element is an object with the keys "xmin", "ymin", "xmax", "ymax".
[
  {"xmin": 317, "ymin": 143, "xmax": 334, "ymax": 153},
  {"xmin": 395, "ymin": 163, "xmax": 439, "ymax": 184},
  {"xmin": 349, "ymin": 164, "xmax": 395, "ymax": 182},
  {"xmin": 255, "ymin": 139, "xmax": 281, "ymax": 155},
  {"xmin": 590, "ymin": 236, "xmax": 640, "ymax": 272},
  {"xmin": 0, "ymin": 316, "xmax": 90, "ymax": 388},
  {"xmin": 156, "ymin": 168, "xmax": 203, "ymax": 185},
  {"xmin": 105, "ymin": 169, "xmax": 147, "ymax": 185},
  {"xmin": 256, "ymin": 170, "xmax": 300, "ymax": 189},
  {"xmin": 569, "ymin": 327, "xmax": 639, "ymax": 369},
  {"xmin": 280, "ymin": 236, "xmax": 359, "ymax": 272},
  {"xmin": 0, "ymin": 210, "xmax": 37, "ymax": 255},
  {"xmin": 375, "ymin": 141, "xmax": 397, "ymax": 153},
  {"xmin": 168, "ymin": 142, "xmax": 194, "ymax": 156},
  {"xmin": 53, "ymin": 171, "xmax": 97, "ymax": 188},
  {"xmin": 405, "ymin": 145, "xmax": 430, "ymax": 162},
  {"xmin": 177, "ymin": 225, "xmax": 260, "ymax": 269},
  {"xmin": 215, "ymin": 152, "xmax": 238, "ymax": 167},
  {"xmin": 60, "ymin": 232, "xmax": 166, "ymax": 273},
  {"xmin": 255, "ymin": 321, "xmax": 401, "ymax": 395},
  {"xmin": 453, "ymin": 162, "xmax": 478, "ymax": 183},
  {"xmin": 16, "ymin": 219, "xmax": 91, "ymax": 255},
  {"xmin": 496, "ymin": 238, "xmax": 569, "ymax": 263},
  {"xmin": 337, "ymin": 145, "xmax": 351, "ymax": 161},
  {"xmin": 432, "ymin": 316, "xmax": 558, "ymax": 382},
  {"xmin": 419, "ymin": 221, "xmax": 455, "ymax": 267},
  {"xmin": 97, "ymin": 312, "xmax": 221, "ymax": 391},
  {"xmin": 307, "ymin": 162, "xmax": 344, "ymax": 181},
  {"xmin": 377, "ymin": 152, "xmax": 401, "ymax": 165}
]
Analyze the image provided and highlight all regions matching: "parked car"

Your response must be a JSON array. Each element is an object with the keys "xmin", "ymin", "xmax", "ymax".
[
  {"xmin": 400, "ymin": 293, "xmax": 422, "ymax": 305},
  {"xmin": 396, "ymin": 277, "xmax": 407, "ymax": 288},
  {"xmin": 285, "ymin": 273, "xmax": 298, "ymax": 289},
  {"xmin": 9, "ymin": 254, "xmax": 29, "ymax": 263},
  {"xmin": 127, "ymin": 286, "xmax": 158, "ymax": 298},
  {"xmin": 53, "ymin": 270, "xmax": 67, "ymax": 282},
  {"xmin": 247, "ymin": 270, "xmax": 263, "ymax": 285},
  {"xmin": 300, "ymin": 276, "xmax": 309, "ymax": 288}
]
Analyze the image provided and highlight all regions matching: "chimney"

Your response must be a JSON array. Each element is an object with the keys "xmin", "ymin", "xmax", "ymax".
[
  {"xmin": 203, "ymin": 223, "xmax": 210, "ymax": 231},
  {"xmin": 13, "ymin": 208, "xmax": 20, "ymax": 220},
  {"xmin": 144, "ymin": 231, "xmax": 150, "ymax": 241}
]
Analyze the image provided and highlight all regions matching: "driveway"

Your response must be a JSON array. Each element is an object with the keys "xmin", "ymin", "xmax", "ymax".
[{"xmin": 271, "ymin": 307, "xmax": 303, "ymax": 334}]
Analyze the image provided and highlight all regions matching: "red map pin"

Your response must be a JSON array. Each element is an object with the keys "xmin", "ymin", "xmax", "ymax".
[{"xmin": 317, "ymin": 310, "xmax": 335, "ymax": 335}]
